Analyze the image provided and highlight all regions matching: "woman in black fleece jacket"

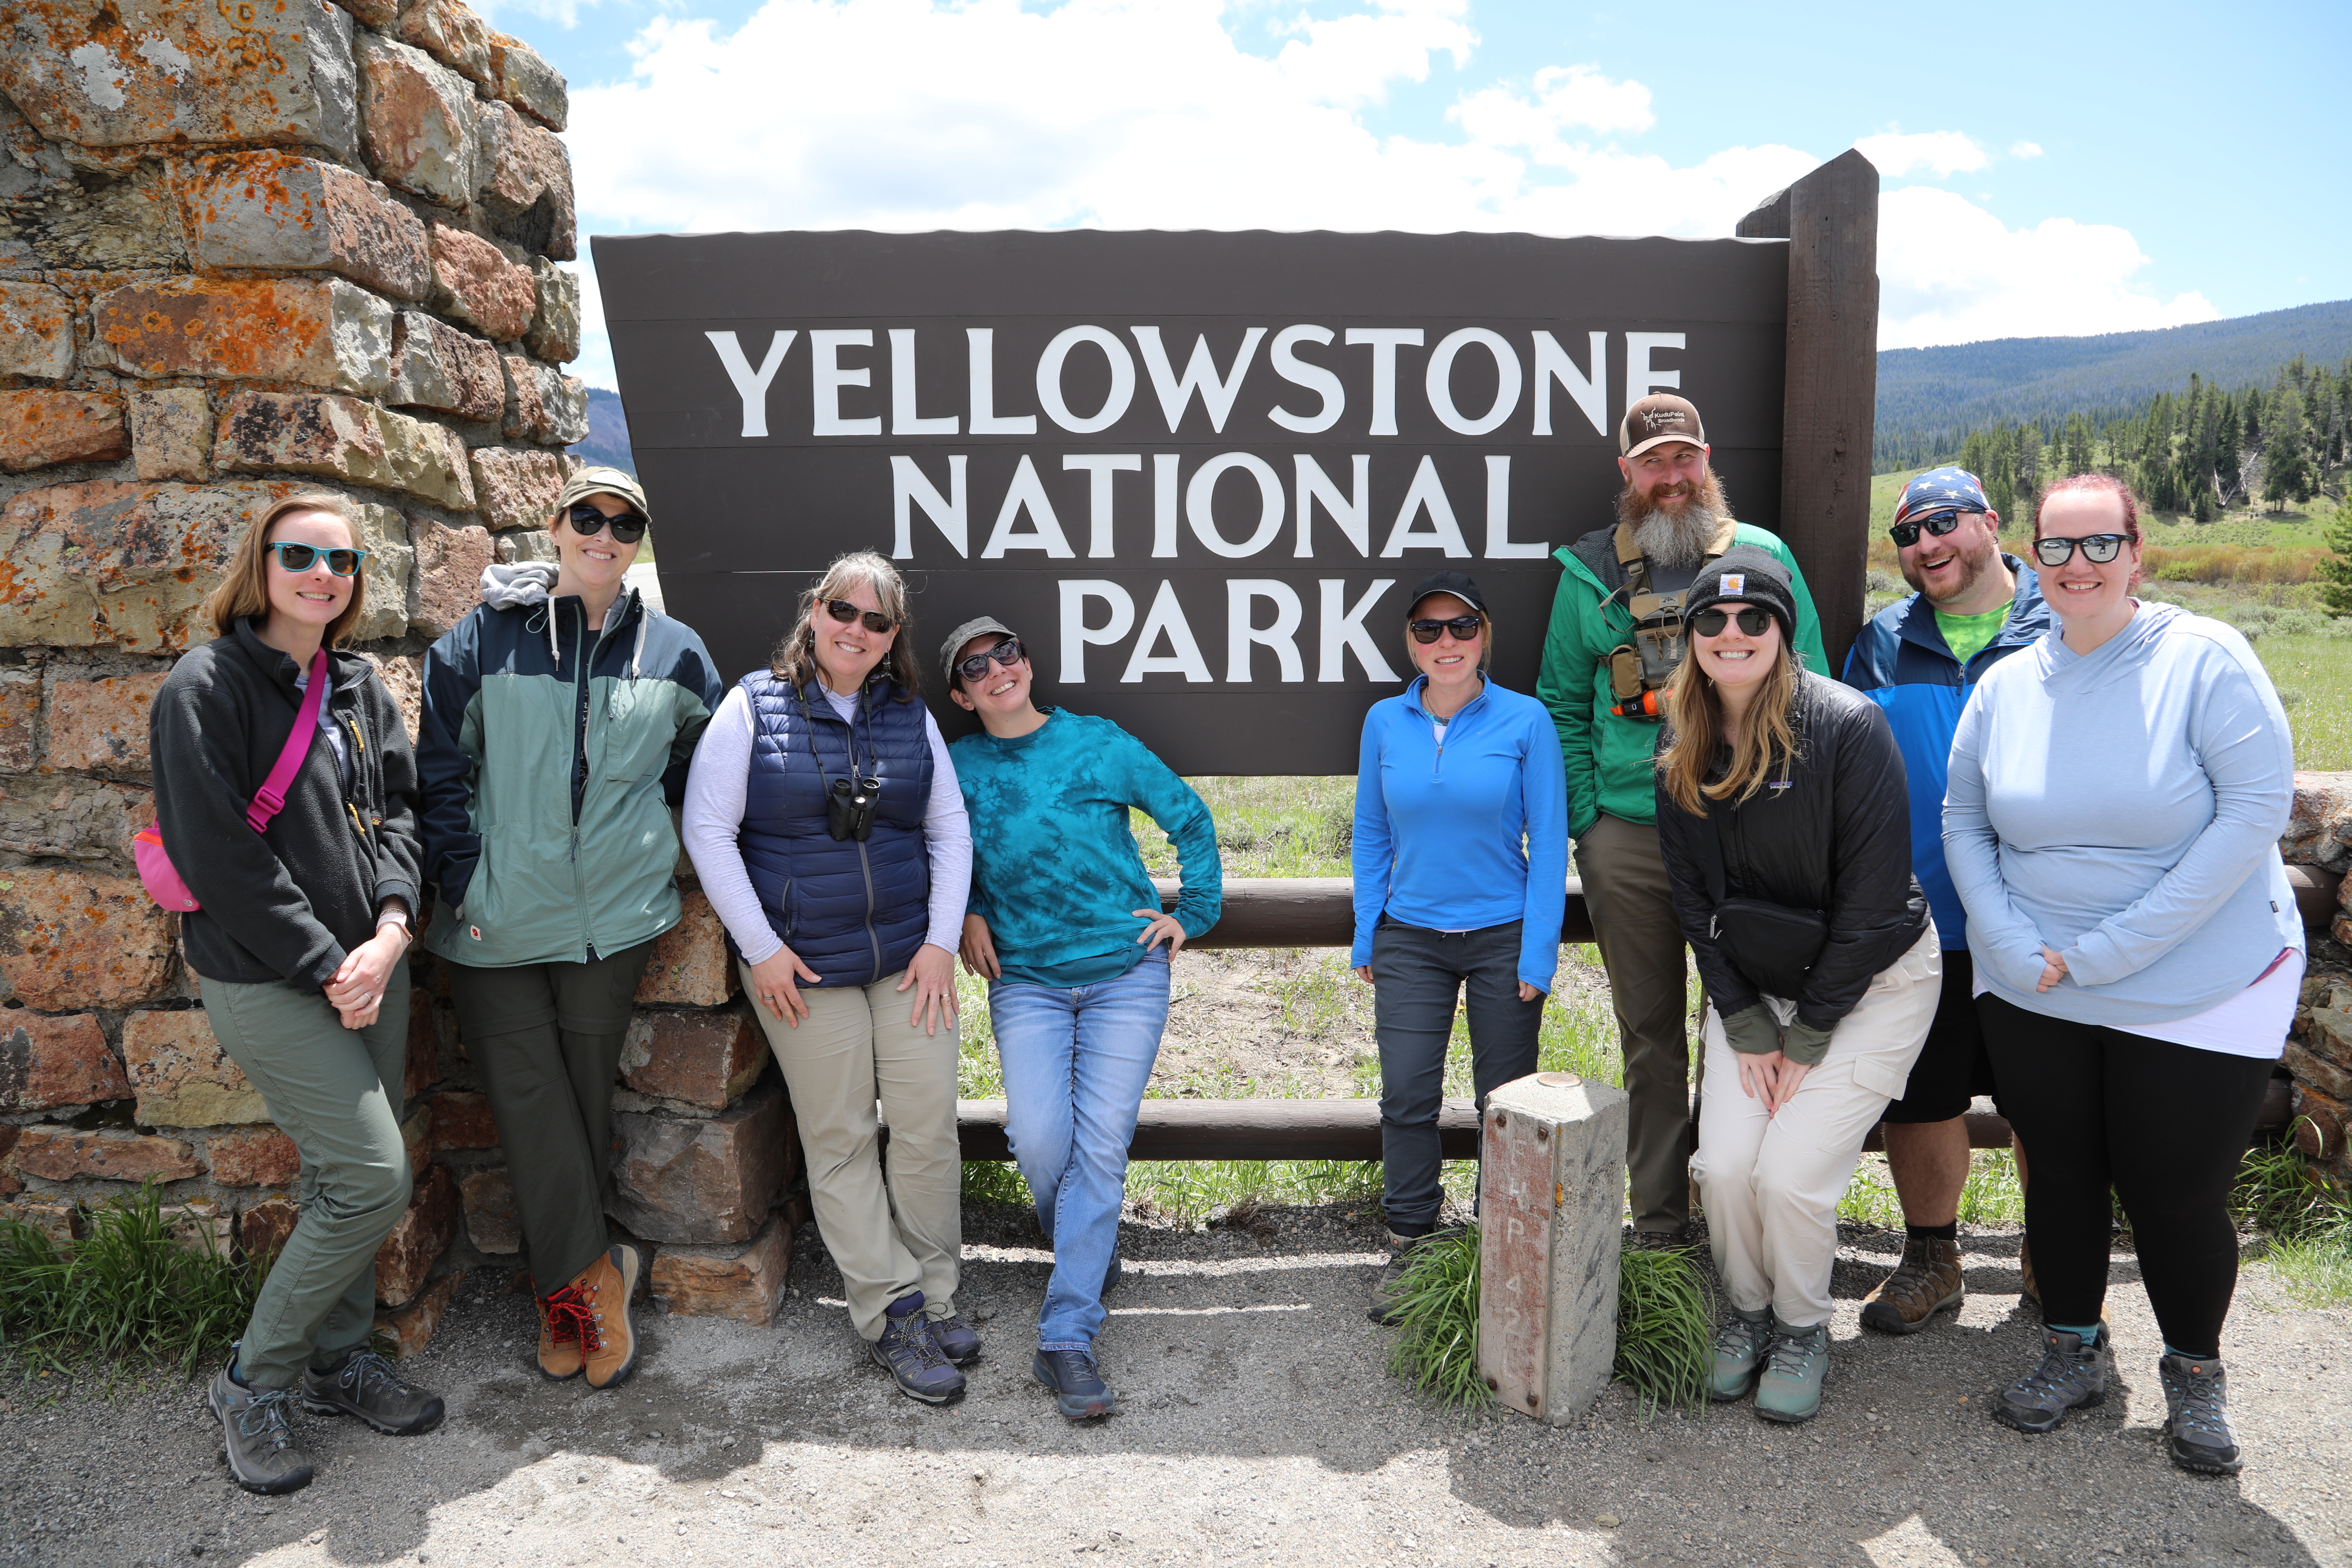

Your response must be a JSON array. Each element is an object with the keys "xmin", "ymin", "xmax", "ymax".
[
  {"xmin": 150, "ymin": 493, "xmax": 442, "ymax": 1496},
  {"xmin": 1652, "ymin": 547, "xmax": 1940, "ymax": 1426}
]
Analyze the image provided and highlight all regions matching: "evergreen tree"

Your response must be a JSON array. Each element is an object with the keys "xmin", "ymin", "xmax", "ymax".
[
  {"xmin": 2321, "ymin": 500, "xmax": 2352, "ymax": 615},
  {"xmin": 2263, "ymin": 388, "xmax": 2313, "ymax": 512}
]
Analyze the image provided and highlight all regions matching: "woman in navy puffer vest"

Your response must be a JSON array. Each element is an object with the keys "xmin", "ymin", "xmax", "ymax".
[{"xmin": 683, "ymin": 552, "xmax": 976, "ymax": 1405}]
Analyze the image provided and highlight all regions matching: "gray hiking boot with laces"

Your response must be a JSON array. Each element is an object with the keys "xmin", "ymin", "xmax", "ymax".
[
  {"xmin": 300, "ymin": 1348, "xmax": 446, "ymax": 1436},
  {"xmin": 2158, "ymin": 1352, "xmax": 2242, "ymax": 1475},
  {"xmin": 208, "ymin": 1365, "xmax": 317, "ymax": 1495},
  {"xmin": 870, "ymin": 1299, "xmax": 966, "ymax": 1405},
  {"xmin": 1709, "ymin": 1307, "xmax": 1773, "ymax": 1401},
  {"xmin": 1995, "ymin": 1326, "xmax": 2109, "ymax": 1433},
  {"xmin": 1753, "ymin": 1317, "xmax": 1830, "ymax": 1423}
]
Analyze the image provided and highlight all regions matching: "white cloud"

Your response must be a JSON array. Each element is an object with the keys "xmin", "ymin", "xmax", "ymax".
[
  {"xmin": 1854, "ymin": 130, "xmax": 1988, "ymax": 179},
  {"xmin": 2009, "ymin": 140, "xmax": 2043, "ymax": 159},
  {"xmin": 1877, "ymin": 185, "xmax": 2220, "ymax": 349},
  {"xmin": 1453, "ymin": 63, "xmax": 1655, "ymax": 145}
]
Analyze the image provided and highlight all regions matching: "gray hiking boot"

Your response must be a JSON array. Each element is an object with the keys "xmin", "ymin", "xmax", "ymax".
[
  {"xmin": 1709, "ymin": 1307, "xmax": 1773, "ymax": 1402},
  {"xmin": 1754, "ymin": 1318, "xmax": 1830, "ymax": 1423},
  {"xmin": 1995, "ymin": 1326, "xmax": 2110, "ymax": 1433},
  {"xmin": 300, "ymin": 1349, "xmax": 445, "ymax": 1436},
  {"xmin": 1033, "ymin": 1347, "xmax": 1116, "ymax": 1421},
  {"xmin": 869, "ymin": 1298, "xmax": 966, "ymax": 1405},
  {"xmin": 208, "ymin": 1365, "xmax": 316, "ymax": 1495},
  {"xmin": 2158, "ymin": 1353, "xmax": 2243, "ymax": 1475},
  {"xmin": 928, "ymin": 1312, "xmax": 982, "ymax": 1367}
]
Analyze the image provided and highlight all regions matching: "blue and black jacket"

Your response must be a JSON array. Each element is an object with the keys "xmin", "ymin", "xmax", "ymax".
[{"xmin": 1840, "ymin": 556, "xmax": 2051, "ymax": 949}]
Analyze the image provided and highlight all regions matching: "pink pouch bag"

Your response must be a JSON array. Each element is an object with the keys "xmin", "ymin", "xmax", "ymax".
[{"xmin": 136, "ymin": 649, "xmax": 330, "ymax": 913}]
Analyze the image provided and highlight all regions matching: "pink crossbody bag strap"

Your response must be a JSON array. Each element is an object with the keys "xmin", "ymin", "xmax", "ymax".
[{"xmin": 135, "ymin": 650, "xmax": 330, "ymax": 912}]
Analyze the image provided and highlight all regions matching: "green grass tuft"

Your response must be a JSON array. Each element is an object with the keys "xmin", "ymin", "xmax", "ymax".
[
  {"xmin": 1383, "ymin": 1224, "xmax": 1491, "ymax": 1412},
  {"xmin": 1612, "ymin": 1247, "xmax": 1714, "ymax": 1416},
  {"xmin": 2235, "ymin": 1133, "xmax": 2352, "ymax": 1307}
]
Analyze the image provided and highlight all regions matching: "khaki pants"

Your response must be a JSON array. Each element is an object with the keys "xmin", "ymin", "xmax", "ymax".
[
  {"xmin": 1573, "ymin": 811, "xmax": 1697, "ymax": 1233},
  {"xmin": 1691, "ymin": 928, "xmax": 1942, "ymax": 1327},
  {"xmin": 742, "ymin": 964, "xmax": 961, "ymax": 1341}
]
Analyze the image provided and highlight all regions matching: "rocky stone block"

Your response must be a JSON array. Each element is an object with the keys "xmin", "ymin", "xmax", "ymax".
[
  {"xmin": 376, "ymin": 1267, "xmax": 464, "ymax": 1357},
  {"xmin": 0, "ymin": 1013, "xmax": 130, "ymax": 1112},
  {"xmin": 43, "ymin": 668, "xmax": 168, "ymax": 775},
  {"xmin": 411, "ymin": 516, "xmax": 496, "ymax": 639},
  {"xmin": 609, "ymin": 1078, "xmax": 794, "ymax": 1245},
  {"xmin": 375, "ymin": 1163, "xmax": 457, "ymax": 1306},
  {"xmin": 0, "ymin": 481, "xmax": 274, "ymax": 652},
  {"xmin": 0, "ymin": 0, "xmax": 358, "ymax": 156},
  {"xmin": 475, "ymin": 101, "xmax": 575, "ymax": 261},
  {"xmin": 0, "ymin": 281, "xmax": 74, "ymax": 380},
  {"xmin": 650, "ymin": 1213, "xmax": 794, "ymax": 1324},
  {"xmin": 635, "ymin": 892, "xmax": 739, "ymax": 1007},
  {"xmin": 397, "ymin": 0, "xmax": 492, "ymax": 87},
  {"xmin": 0, "ymin": 663, "xmax": 37, "ymax": 770},
  {"xmin": 337, "ymin": 0, "xmax": 400, "ymax": 27},
  {"xmin": 128, "ymin": 390, "xmax": 213, "ymax": 484},
  {"xmin": 212, "ymin": 393, "xmax": 476, "ymax": 513},
  {"xmin": 525, "ymin": 260, "xmax": 581, "ymax": 364},
  {"xmin": 364, "ymin": 652, "xmax": 425, "ymax": 742},
  {"xmin": 240, "ymin": 1195, "xmax": 299, "ymax": 1261},
  {"xmin": 0, "ymin": 775, "xmax": 149, "ymax": 864},
  {"xmin": 184, "ymin": 152, "xmax": 432, "ymax": 305},
  {"xmin": 401, "ymin": 1102, "xmax": 432, "ymax": 1175},
  {"xmin": 458, "ymin": 1165, "xmax": 519, "ymax": 1253},
  {"xmin": 121, "ymin": 1007, "xmax": 267, "ymax": 1128},
  {"xmin": 429, "ymin": 1089, "xmax": 498, "ymax": 1150},
  {"xmin": 486, "ymin": 31, "xmax": 566, "ymax": 132},
  {"xmin": 207, "ymin": 1128, "xmax": 301, "ymax": 1189},
  {"xmin": 9, "ymin": 1126, "xmax": 201, "ymax": 1184},
  {"xmin": 495, "ymin": 529, "xmax": 557, "ymax": 565},
  {"xmin": 430, "ymin": 224, "xmax": 536, "ymax": 344},
  {"xmin": 621, "ymin": 1007, "xmax": 766, "ymax": 1113},
  {"xmin": 347, "ymin": 501, "xmax": 415, "ymax": 644},
  {"xmin": 468, "ymin": 446, "xmax": 565, "ymax": 531},
  {"xmin": 500, "ymin": 355, "xmax": 587, "ymax": 445},
  {"xmin": 0, "ymin": 866, "xmax": 177, "ymax": 1010},
  {"xmin": 0, "ymin": 390, "xmax": 130, "ymax": 474},
  {"xmin": 356, "ymin": 33, "xmax": 477, "ymax": 210},
  {"xmin": 1, "ymin": 1200, "xmax": 79, "ymax": 1246},
  {"xmin": 2285, "ymin": 773, "xmax": 2352, "ymax": 875},
  {"xmin": 162, "ymin": 1200, "xmax": 234, "ymax": 1259},
  {"xmin": 90, "ymin": 278, "xmax": 392, "ymax": 400},
  {"xmin": 389, "ymin": 312, "xmax": 506, "ymax": 423}
]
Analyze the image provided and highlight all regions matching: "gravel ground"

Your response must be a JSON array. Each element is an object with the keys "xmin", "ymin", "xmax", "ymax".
[{"xmin": 4, "ymin": 1209, "xmax": 2346, "ymax": 1568}]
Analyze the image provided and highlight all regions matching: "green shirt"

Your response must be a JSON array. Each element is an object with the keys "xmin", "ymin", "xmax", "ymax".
[{"xmin": 1933, "ymin": 604, "xmax": 2011, "ymax": 668}]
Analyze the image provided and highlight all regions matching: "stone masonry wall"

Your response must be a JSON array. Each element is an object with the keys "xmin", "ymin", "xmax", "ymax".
[
  {"xmin": 2284, "ymin": 775, "xmax": 2352, "ymax": 1191},
  {"xmin": 0, "ymin": 0, "xmax": 797, "ymax": 1347}
]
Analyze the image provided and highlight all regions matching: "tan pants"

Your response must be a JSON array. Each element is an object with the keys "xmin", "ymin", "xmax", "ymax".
[
  {"xmin": 1574, "ymin": 812, "xmax": 1698, "ymax": 1232},
  {"xmin": 740, "ymin": 964, "xmax": 962, "ymax": 1342},
  {"xmin": 1690, "ymin": 928, "xmax": 1942, "ymax": 1327}
]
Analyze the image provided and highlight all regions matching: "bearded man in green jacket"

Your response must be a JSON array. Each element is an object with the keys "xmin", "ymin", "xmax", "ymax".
[{"xmin": 1535, "ymin": 394, "xmax": 1827, "ymax": 1249}]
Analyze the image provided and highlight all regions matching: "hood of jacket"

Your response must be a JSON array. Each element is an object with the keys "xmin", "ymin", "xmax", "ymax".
[
  {"xmin": 479, "ymin": 560, "xmax": 560, "ymax": 610},
  {"xmin": 2037, "ymin": 598, "xmax": 2184, "ymax": 698}
]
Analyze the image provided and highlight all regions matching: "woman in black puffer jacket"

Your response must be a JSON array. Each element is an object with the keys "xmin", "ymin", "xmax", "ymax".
[{"xmin": 1653, "ymin": 547, "xmax": 1940, "ymax": 1426}]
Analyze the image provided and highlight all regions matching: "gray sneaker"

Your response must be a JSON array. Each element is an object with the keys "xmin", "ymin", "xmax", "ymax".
[
  {"xmin": 208, "ymin": 1365, "xmax": 316, "ymax": 1495},
  {"xmin": 928, "ymin": 1312, "xmax": 982, "ymax": 1367},
  {"xmin": 1995, "ymin": 1326, "xmax": 2110, "ymax": 1434},
  {"xmin": 300, "ymin": 1349, "xmax": 445, "ymax": 1436},
  {"xmin": 2158, "ymin": 1353, "xmax": 2243, "ymax": 1475},
  {"xmin": 870, "ymin": 1306, "xmax": 966, "ymax": 1405},
  {"xmin": 1754, "ymin": 1318, "xmax": 1830, "ymax": 1423},
  {"xmin": 1709, "ymin": 1307, "xmax": 1773, "ymax": 1402}
]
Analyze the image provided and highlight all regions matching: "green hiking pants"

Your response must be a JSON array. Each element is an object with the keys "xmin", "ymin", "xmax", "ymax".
[{"xmin": 201, "ymin": 963, "xmax": 414, "ymax": 1390}]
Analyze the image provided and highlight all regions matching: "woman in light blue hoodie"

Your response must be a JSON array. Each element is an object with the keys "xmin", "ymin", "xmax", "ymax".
[
  {"xmin": 1944, "ymin": 474, "xmax": 2300, "ymax": 1476},
  {"xmin": 1352, "ymin": 572, "xmax": 1568, "ymax": 1322}
]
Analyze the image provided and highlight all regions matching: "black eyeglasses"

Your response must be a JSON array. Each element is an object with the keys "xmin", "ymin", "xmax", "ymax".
[
  {"xmin": 955, "ymin": 636, "xmax": 1024, "ymax": 684},
  {"xmin": 2032, "ymin": 533, "xmax": 2130, "ymax": 567},
  {"xmin": 1887, "ymin": 508, "xmax": 1975, "ymax": 548},
  {"xmin": 1690, "ymin": 606, "xmax": 1773, "ymax": 638},
  {"xmin": 267, "ymin": 542, "xmax": 368, "ymax": 576},
  {"xmin": 565, "ymin": 503, "xmax": 649, "ymax": 544},
  {"xmin": 825, "ymin": 599, "xmax": 898, "ymax": 634},
  {"xmin": 1409, "ymin": 614, "xmax": 1483, "ymax": 644}
]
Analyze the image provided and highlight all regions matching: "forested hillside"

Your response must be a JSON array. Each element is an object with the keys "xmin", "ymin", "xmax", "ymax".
[{"xmin": 576, "ymin": 387, "xmax": 635, "ymax": 475}]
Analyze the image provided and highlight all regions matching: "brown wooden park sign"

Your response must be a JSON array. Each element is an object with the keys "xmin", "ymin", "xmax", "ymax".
[{"xmin": 594, "ymin": 151, "xmax": 1879, "ymax": 774}]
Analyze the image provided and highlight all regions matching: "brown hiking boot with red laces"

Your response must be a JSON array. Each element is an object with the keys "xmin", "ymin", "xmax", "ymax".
[
  {"xmin": 566, "ymin": 1244, "xmax": 641, "ymax": 1390},
  {"xmin": 1860, "ymin": 1234, "xmax": 1964, "ymax": 1335},
  {"xmin": 537, "ymin": 1286, "xmax": 586, "ymax": 1380}
]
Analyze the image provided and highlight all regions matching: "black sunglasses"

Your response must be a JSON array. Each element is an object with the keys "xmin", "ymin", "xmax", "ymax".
[
  {"xmin": 1691, "ymin": 606, "xmax": 1773, "ymax": 638},
  {"xmin": 825, "ymin": 598, "xmax": 898, "ymax": 635},
  {"xmin": 1887, "ymin": 508, "xmax": 1975, "ymax": 548},
  {"xmin": 267, "ymin": 542, "xmax": 368, "ymax": 576},
  {"xmin": 565, "ymin": 503, "xmax": 649, "ymax": 544},
  {"xmin": 1409, "ymin": 614, "xmax": 1484, "ymax": 644},
  {"xmin": 2032, "ymin": 533, "xmax": 2130, "ymax": 567},
  {"xmin": 955, "ymin": 636, "xmax": 1025, "ymax": 684}
]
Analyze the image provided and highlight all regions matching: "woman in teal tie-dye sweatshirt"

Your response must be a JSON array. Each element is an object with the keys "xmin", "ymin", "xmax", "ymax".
[{"xmin": 940, "ymin": 615, "xmax": 1222, "ymax": 1424}]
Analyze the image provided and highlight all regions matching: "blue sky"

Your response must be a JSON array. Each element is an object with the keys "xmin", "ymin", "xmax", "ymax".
[{"xmin": 477, "ymin": 0, "xmax": 2352, "ymax": 387}]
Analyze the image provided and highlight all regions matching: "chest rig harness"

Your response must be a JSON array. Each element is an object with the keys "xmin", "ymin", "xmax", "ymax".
[{"xmin": 1600, "ymin": 516, "xmax": 1741, "ymax": 720}]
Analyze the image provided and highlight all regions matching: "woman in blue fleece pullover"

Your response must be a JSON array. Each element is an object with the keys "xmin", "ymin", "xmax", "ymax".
[
  {"xmin": 1945, "ymin": 474, "xmax": 2300, "ymax": 1476},
  {"xmin": 1351, "ymin": 572, "xmax": 1569, "ymax": 1321}
]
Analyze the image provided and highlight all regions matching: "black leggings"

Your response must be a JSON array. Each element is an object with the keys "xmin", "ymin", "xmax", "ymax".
[{"xmin": 1979, "ymin": 994, "xmax": 2272, "ymax": 1359}]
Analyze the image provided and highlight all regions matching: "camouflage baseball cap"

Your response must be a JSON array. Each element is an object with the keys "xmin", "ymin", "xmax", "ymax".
[
  {"xmin": 1619, "ymin": 394, "xmax": 1707, "ymax": 459},
  {"xmin": 555, "ymin": 465, "xmax": 652, "ymax": 525}
]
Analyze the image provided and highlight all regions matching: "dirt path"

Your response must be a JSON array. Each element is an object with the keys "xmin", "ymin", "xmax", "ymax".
[{"xmin": 6, "ymin": 1211, "xmax": 2347, "ymax": 1568}]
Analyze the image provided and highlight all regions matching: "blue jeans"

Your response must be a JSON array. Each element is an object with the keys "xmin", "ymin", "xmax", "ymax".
[{"xmin": 991, "ymin": 947, "xmax": 1171, "ymax": 1350}]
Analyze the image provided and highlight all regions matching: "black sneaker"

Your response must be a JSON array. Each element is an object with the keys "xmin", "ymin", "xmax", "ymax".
[
  {"xmin": 870, "ymin": 1308, "xmax": 966, "ymax": 1405},
  {"xmin": 1628, "ymin": 1224, "xmax": 1701, "ymax": 1256},
  {"xmin": 208, "ymin": 1365, "xmax": 316, "ymax": 1495},
  {"xmin": 1033, "ymin": 1348, "xmax": 1116, "ymax": 1420},
  {"xmin": 1994, "ymin": 1326, "xmax": 2110, "ymax": 1434},
  {"xmin": 1367, "ymin": 1228, "xmax": 1449, "ymax": 1326},
  {"xmin": 929, "ymin": 1313, "xmax": 982, "ymax": 1367},
  {"xmin": 2158, "ymin": 1353, "xmax": 2243, "ymax": 1475},
  {"xmin": 300, "ymin": 1349, "xmax": 446, "ymax": 1436},
  {"xmin": 1102, "ymin": 1252, "xmax": 1124, "ymax": 1296}
]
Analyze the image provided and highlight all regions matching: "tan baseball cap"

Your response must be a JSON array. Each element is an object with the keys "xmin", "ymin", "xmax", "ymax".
[
  {"xmin": 555, "ymin": 465, "xmax": 652, "ymax": 524},
  {"xmin": 1619, "ymin": 394, "xmax": 1707, "ymax": 459}
]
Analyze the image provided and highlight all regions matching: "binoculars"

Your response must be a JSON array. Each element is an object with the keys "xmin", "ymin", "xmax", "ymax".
[{"xmin": 826, "ymin": 775, "xmax": 884, "ymax": 842}]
